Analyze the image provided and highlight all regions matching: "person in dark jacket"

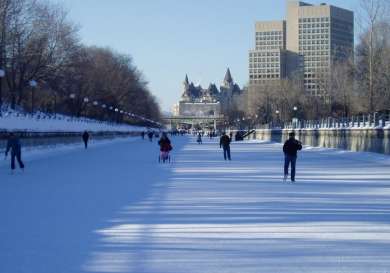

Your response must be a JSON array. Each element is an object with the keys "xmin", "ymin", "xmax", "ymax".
[
  {"xmin": 220, "ymin": 132, "xmax": 231, "ymax": 161},
  {"xmin": 148, "ymin": 131, "xmax": 154, "ymax": 142},
  {"xmin": 82, "ymin": 131, "xmax": 90, "ymax": 149},
  {"xmin": 197, "ymin": 133, "xmax": 202, "ymax": 144},
  {"xmin": 283, "ymin": 132, "xmax": 302, "ymax": 182},
  {"xmin": 141, "ymin": 131, "xmax": 145, "ymax": 140},
  {"xmin": 5, "ymin": 132, "xmax": 25, "ymax": 172},
  {"xmin": 158, "ymin": 133, "xmax": 172, "ymax": 162}
]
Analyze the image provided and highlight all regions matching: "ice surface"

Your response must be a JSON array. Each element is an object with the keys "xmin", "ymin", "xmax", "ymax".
[{"xmin": 1, "ymin": 137, "xmax": 390, "ymax": 273}]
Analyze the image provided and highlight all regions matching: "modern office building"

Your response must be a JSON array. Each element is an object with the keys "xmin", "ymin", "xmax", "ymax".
[
  {"xmin": 249, "ymin": 21, "xmax": 293, "ymax": 85},
  {"xmin": 249, "ymin": 1, "xmax": 354, "ymax": 97}
]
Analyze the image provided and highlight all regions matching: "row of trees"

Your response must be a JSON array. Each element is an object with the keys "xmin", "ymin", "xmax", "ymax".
[
  {"xmin": 247, "ymin": 0, "xmax": 390, "ymax": 124},
  {"xmin": 0, "ymin": 0, "xmax": 161, "ymax": 124}
]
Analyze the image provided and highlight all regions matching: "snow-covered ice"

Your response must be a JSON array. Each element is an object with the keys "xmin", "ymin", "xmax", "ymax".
[{"xmin": 1, "ymin": 137, "xmax": 390, "ymax": 273}]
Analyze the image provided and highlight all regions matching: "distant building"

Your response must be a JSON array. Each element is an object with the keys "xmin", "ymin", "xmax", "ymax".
[
  {"xmin": 287, "ymin": 1, "xmax": 354, "ymax": 96},
  {"xmin": 171, "ymin": 103, "xmax": 180, "ymax": 116},
  {"xmin": 175, "ymin": 69, "xmax": 246, "ymax": 118},
  {"xmin": 248, "ymin": 1, "xmax": 354, "ymax": 110}
]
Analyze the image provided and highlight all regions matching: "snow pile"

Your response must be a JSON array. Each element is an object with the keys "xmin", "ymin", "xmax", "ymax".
[{"xmin": 0, "ymin": 109, "xmax": 151, "ymax": 132}]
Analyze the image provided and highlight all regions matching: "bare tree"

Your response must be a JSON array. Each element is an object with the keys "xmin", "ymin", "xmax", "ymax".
[
  {"xmin": 0, "ymin": 0, "xmax": 161, "ymax": 123},
  {"xmin": 1, "ymin": 0, "xmax": 78, "ymax": 109},
  {"xmin": 357, "ymin": 0, "xmax": 389, "ymax": 112}
]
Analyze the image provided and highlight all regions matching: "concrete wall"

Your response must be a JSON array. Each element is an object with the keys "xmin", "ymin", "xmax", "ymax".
[{"xmin": 247, "ymin": 128, "xmax": 390, "ymax": 155}]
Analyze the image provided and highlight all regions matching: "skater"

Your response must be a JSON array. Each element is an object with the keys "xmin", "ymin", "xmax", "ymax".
[
  {"xmin": 148, "ymin": 131, "xmax": 154, "ymax": 142},
  {"xmin": 283, "ymin": 132, "xmax": 302, "ymax": 182},
  {"xmin": 197, "ymin": 133, "xmax": 202, "ymax": 144},
  {"xmin": 158, "ymin": 132, "xmax": 172, "ymax": 163},
  {"xmin": 229, "ymin": 132, "xmax": 233, "ymax": 141},
  {"xmin": 141, "ymin": 131, "xmax": 145, "ymax": 140},
  {"xmin": 82, "ymin": 131, "xmax": 90, "ymax": 149},
  {"xmin": 219, "ymin": 132, "xmax": 231, "ymax": 161},
  {"xmin": 5, "ymin": 132, "xmax": 24, "ymax": 172}
]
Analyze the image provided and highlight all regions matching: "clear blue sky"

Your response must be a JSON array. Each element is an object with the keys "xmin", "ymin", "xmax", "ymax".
[{"xmin": 51, "ymin": 0, "xmax": 357, "ymax": 111}]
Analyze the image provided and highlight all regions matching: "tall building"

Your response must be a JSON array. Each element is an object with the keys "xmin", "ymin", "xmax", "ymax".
[
  {"xmin": 287, "ymin": 1, "xmax": 354, "ymax": 96},
  {"xmin": 249, "ymin": 1, "xmax": 354, "ymax": 98},
  {"xmin": 249, "ymin": 21, "xmax": 291, "ymax": 85}
]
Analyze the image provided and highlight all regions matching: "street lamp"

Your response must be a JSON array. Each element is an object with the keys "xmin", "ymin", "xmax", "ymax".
[
  {"xmin": 275, "ymin": 110, "xmax": 280, "ymax": 127},
  {"xmin": 293, "ymin": 106, "xmax": 298, "ymax": 128},
  {"xmin": 69, "ymin": 93, "xmax": 76, "ymax": 116},
  {"xmin": 29, "ymin": 80, "xmax": 37, "ymax": 113},
  {"xmin": 53, "ymin": 92, "xmax": 57, "ymax": 117},
  {"xmin": 0, "ymin": 69, "xmax": 5, "ymax": 115}
]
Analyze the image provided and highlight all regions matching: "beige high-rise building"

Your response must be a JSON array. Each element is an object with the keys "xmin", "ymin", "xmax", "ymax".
[
  {"xmin": 249, "ymin": 1, "xmax": 354, "ymax": 100},
  {"xmin": 249, "ymin": 21, "xmax": 292, "ymax": 85}
]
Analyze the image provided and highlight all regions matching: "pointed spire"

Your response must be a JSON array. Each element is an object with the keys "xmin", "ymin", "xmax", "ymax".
[
  {"xmin": 184, "ymin": 74, "xmax": 189, "ymax": 85},
  {"xmin": 224, "ymin": 68, "xmax": 233, "ymax": 84}
]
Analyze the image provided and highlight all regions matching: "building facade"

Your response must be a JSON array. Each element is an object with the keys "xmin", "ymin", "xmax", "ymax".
[
  {"xmin": 174, "ymin": 69, "xmax": 246, "ymax": 118},
  {"xmin": 249, "ymin": 1, "xmax": 354, "ymax": 100}
]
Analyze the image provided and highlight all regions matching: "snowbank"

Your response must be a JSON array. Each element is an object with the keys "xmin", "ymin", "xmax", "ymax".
[{"xmin": 0, "ymin": 109, "xmax": 150, "ymax": 133}]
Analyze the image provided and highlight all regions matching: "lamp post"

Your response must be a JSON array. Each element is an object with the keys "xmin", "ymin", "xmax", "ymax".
[
  {"xmin": 69, "ymin": 93, "xmax": 76, "ymax": 116},
  {"xmin": 53, "ymin": 92, "xmax": 57, "ymax": 117},
  {"xmin": 83, "ymin": 97, "xmax": 89, "ymax": 118},
  {"xmin": 0, "ymin": 69, "xmax": 5, "ymax": 115},
  {"xmin": 114, "ymin": 108, "xmax": 119, "ymax": 123},
  {"xmin": 275, "ymin": 110, "xmax": 280, "ymax": 128},
  {"xmin": 242, "ymin": 117, "xmax": 247, "ymax": 130},
  {"xmin": 293, "ymin": 106, "xmax": 298, "ymax": 128},
  {"xmin": 29, "ymin": 80, "xmax": 37, "ymax": 114}
]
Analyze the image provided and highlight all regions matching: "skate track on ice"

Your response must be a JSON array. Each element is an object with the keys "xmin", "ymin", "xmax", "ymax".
[{"xmin": 1, "ymin": 136, "xmax": 390, "ymax": 273}]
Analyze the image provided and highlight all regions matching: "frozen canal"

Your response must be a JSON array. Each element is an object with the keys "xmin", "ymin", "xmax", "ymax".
[{"xmin": 1, "ymin": 136, "xmax": 390, "ymax": 273}]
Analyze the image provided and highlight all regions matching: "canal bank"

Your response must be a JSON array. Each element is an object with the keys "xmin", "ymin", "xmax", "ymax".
[{"xmin": 245, "ymin": 128, "xmax": 390, "ymax": 155}]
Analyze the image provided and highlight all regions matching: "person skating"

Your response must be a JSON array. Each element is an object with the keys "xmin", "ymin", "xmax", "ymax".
[
  {"xmin": 82, "ymin": 131, "xmax": 90, "ymax": 149},
  {"xmin": 5, "ymin": 132, "xmax": 25, "ymax": 173},
  {"xmin": 147, "ymin": 131, "xmax": 154, "ymax": 142},
  {"xmin": 141, "ymin": 131, "xmax": 145, "ymax": 140},
  {"xmin": 197, "ymin": 133, "xmax": 202, "ymax": 144},
  {"xmin": 220, "ymin": 132, "xmax": 231, "ymax": 161},
  {"xmin": 283, "ymin": 132, "xmax": 302, "ymax": 182},
  {"xmin": 158, "ymin": 132, "xmax": 173, "ymax": 163}
]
